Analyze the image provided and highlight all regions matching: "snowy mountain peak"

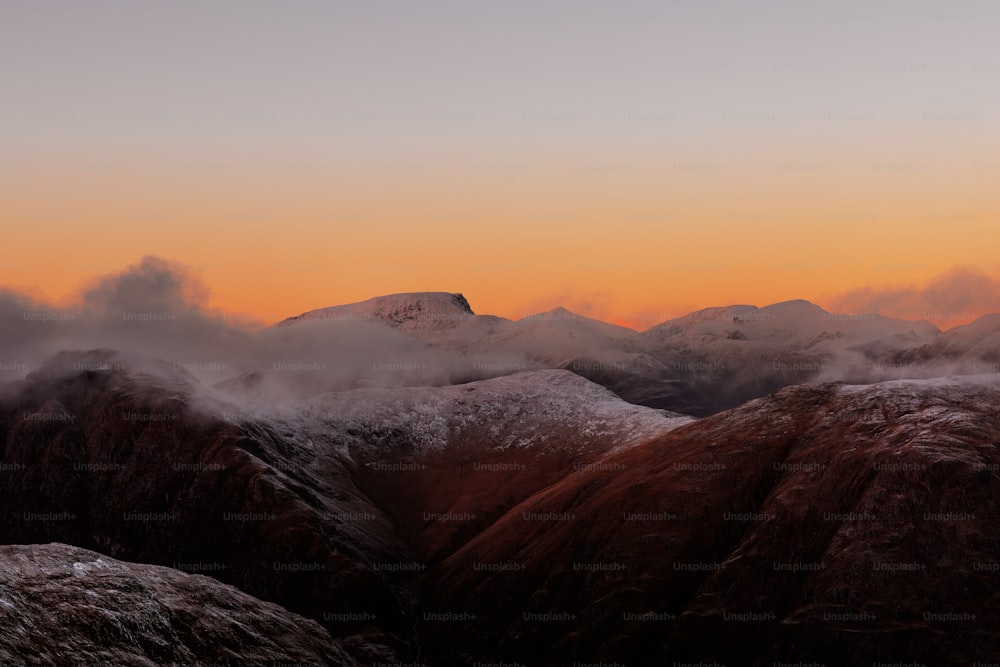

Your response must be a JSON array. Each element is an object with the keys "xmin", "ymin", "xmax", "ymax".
[
  {"xmin": 768, "ymin": 298, "xmax": 816, "ymax": 307},
  {"xmin": 275, "ymin": 292, "xmax": 476, "ymax": 332},
  {"xmin": 521, "ymin": 306, "xmax": 586, "ymax": 322},
  {"xmin": 758, "ymin": 298, "xmax": 827, "ymax": 317},
  {"xmin": 642, "ymin": 304, "xmax": 759, "ymax": 336}
]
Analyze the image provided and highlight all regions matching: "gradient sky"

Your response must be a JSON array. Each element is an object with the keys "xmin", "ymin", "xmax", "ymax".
[{"xmin": 2, "ymin": 0, "xmax": 999, "ymax": 327}]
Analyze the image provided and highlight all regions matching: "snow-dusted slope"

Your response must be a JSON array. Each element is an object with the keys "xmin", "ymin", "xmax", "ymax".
[
  {"xmin": 216, "ymin": 367, "xmax": 694, "ymax": 565},
  {"xmin": 275, "ymin": 369, "xmax": 692, "ymax": 457}
]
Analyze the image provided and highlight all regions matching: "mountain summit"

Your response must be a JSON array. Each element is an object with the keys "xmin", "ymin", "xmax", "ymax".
[{"xmin": 276, "ymin": 292, "xmax": 476, "ymax": 334}]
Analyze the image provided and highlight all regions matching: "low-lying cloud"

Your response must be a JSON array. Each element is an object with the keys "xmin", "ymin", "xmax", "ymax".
[
  {"xmin": 5, "ymin": 257, "xmax": 1000, "ymax": 417},
  {"xmin": 0, "ymin": 256, "xmax": 534, "ymax": 405},
  {"xmin": 828, "ymin": 266, "xmax": 1000, "ymax": 327}
]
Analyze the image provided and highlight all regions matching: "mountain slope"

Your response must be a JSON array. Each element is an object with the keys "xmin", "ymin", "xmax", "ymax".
[
  {"xmin": 0, "ymin": 350, "xmax": 692, "ymax": 661},
  {"xmin": 293, "ymin": 369, "xmax": 691, "ymax": 561},
  {"xmin": 0, "ymin": 543, "xmax": 358, "ymax": 666},
  {"xmin": 420, "ymin": 376, "xmax": 1000, "ymax": 665}
]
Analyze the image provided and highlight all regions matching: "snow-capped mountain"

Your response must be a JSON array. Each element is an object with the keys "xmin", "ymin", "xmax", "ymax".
[
  {"xmin": 276, "ymin": 291, "xmax": 484, "ymax": 338},
  {"xmin": 634, "ymin": 299, "xmax": 944, "ymax": 412},
  {"xmin": 644, "ymin": 298, "xmax": 939, "ymax": 356},
  {"xmin": 475, "ymin": 307, "xmax": 647, "ymax": 362}
]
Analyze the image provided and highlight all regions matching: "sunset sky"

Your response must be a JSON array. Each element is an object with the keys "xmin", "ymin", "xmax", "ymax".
[{"xmin": 2, "ymin": 1, "xmax": 999, "ymax": 328}]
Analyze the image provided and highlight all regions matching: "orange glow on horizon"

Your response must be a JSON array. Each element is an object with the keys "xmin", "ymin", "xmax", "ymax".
[{"xmin": 3, "ymin": 142, "xmax": 998, "ymax": 332}]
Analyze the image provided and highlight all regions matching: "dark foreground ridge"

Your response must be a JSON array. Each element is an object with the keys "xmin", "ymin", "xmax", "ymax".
[{"xmin": 0, "ymin": 542, "xmax": 358, "ymax": 666}]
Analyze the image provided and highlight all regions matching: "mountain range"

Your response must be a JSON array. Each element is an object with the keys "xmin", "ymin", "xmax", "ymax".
[
  {"xmin": 272, "ymin": 292, "xmax": 997, "ymax": 415},
  {"xmin": 2, "ymin": 291, "xmax": 1000, "ymax": 665}
]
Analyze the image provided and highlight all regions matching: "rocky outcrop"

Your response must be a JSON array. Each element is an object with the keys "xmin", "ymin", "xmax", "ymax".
[{"xmin": 0, "ymin": 542, "xmax": 357, "ymax": 666}]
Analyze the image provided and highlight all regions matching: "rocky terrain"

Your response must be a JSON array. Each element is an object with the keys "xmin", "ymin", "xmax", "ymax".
[{"xmin": 0, "ymin": 543, "xmax": 357, "ymax": 666}]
